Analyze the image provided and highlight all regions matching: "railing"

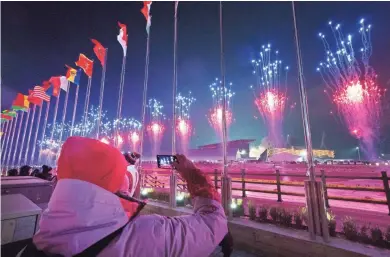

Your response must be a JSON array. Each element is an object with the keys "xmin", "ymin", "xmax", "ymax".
[{"xmin": 142, "ymin": 168, "xmax": 390, "ymax": 215}]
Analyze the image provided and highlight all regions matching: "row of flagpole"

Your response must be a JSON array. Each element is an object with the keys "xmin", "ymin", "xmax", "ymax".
[{"xmin": 1, "ymin": 1, "xmax": 152, "ymax": 172}]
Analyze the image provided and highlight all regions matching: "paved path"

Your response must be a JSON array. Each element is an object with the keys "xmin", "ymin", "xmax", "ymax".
[{"xmin": 210, "ymin": 247, "xmax": 260, "ymax": 257}]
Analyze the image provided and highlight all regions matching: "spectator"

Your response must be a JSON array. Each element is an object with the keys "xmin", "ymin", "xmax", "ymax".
[
  {"xmin": 21, "ymin": 136, "xmax": 227, "ymax": 257},
  {"xmin": 31, "ymin": 168, "xmax": 40, "ymax": 177},
  {"xmin": 7, "ymin": 169, "xmax": 18, "ymax": 176},
  {"xmin": 36, "ymin": 165, "xmax": 52, "ymax": 180},
  {"xmin": 19, "ymin": 165, "xmax": 32, "ymax": 176}
]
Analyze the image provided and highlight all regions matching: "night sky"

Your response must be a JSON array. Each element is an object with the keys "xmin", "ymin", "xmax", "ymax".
[{"xmin": 2, "ymin": 1, "xmax": 390, "ymax": 158}]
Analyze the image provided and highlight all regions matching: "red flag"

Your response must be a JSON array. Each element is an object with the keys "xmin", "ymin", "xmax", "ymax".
[
  {"xmin": 49, "ymin": 76, "xmax": 62, "ymax": 97},
  {"xmin": 75, "ymin": 54, "xmax": 94, "ymax": 77},
  {"xmin": 28, "ymin": 90, "xmax": 43, "ymax": 106},
  {"xmin": 91, "ymin": 39, "xmax": 106, "ymax": 66},
  {"xmin": 42, "ymin": 80, "xmax": 51, "ymax": 91},
  {"xmin": 141, "ymin": 1, "xmax": 152, "ymax": 34},
  {"xmin": 117, "ymin": 22, "xmax": 128, "ymax": 56}
]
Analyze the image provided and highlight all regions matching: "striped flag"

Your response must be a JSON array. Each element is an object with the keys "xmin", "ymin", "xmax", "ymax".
[{"xmin": 32, "ymin": 86, "xmax": 50, "ymax": 102}]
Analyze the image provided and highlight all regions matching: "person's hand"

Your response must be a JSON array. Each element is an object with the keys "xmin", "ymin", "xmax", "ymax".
[{"xmin": 172, "ymin": 154, "xmax": 197, "ymax": 178}]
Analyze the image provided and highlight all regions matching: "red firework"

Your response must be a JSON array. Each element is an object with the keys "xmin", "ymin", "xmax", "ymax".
[
  {"xmin": 208, "ymin": 106, "xmax": 233, "ymax": 131},
  {"xmin": 129, "ymin": 131, "xmax": 140, "ymax": 151}
]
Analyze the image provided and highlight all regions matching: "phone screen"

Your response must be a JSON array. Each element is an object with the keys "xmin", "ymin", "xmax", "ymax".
[{"xmin": 157, "ymin": 155, "xmax": 177, "ymax": 169}]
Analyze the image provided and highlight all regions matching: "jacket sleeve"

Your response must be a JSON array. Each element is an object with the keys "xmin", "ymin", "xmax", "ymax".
[{"xmin": 160, "ymin": 197, "xmax": 228, "ymax": 257}]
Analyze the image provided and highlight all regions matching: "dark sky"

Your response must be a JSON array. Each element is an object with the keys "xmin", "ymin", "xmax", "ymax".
[{"xmin": 2, "ymin": 1, "xmax": 390, "ymax": 158}]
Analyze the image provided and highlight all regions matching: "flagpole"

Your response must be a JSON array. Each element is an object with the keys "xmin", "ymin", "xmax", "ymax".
[
  {"xmin": 50, "ymin": 90, "xmax": 61, "ymax": 141},
  {"xmin": 1, "ymin": 121, "xmax": 9, "ymax": 154},
  {"xmin": 30, "ymin": 104, "xmax": 43, "ymax": 165},
  {"xmin": 58, "ymin": 82, "xmax": 70, "ymax": 143},
  {"xmin": 24, "ymin": 105, "xmax": 37, "ymax": 164},
  {"xmin": 70, "ymin": 85, "xmax": 79, "ymax": 136},
  {"xmin": 38, "ymin": 101, "xmax": 51, "ymax": 164},
  {"xmin": 114, "ymin": 55, "xmax": 127, "ymax": 147},
  {"xmin": 82, "ymin": 76, "xmax": 92, "ymax": 136},
  {"xmin": 170, "ymin": 1, "xmax": 179, "ymax": 208},
  {"xmin": 139, "ymin": 31, "xmax": 151, "ymax": 181},
  {"xmin": 1, "ymin": 121, "xmax": 10, "ymax": 168},
  {"xmin": 16, "ymin": 108, "xmax": 31, "ymax": 167},
  {"xmin": 96, "ymin": 48, "xmax": 108, "ymax": 140},
  {"xmin": 11, "ymin": 111, "xmax": 25, "ymax": 168},
  {"xmin": 4, "ymin": 115, "xmax": 17, "ymax": 169}
]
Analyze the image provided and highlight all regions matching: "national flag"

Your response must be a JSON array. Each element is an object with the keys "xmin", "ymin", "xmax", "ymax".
[
  {"xmin": 117, "ymin": 22, "xmax": 128, "ymax": 56},
  {"xmin": 65, "ymin": 65, "xmax": 81, "ymax": 85},
  {"xmin": 42, "ymin": 80, "xmax": 51, "ymax": 91},
  {"xmin": 141, "ymin": 1, "xmax": 152, "ymax": 35},
  {"xmin": 2, "ymin": 110, "xmax": 16, "ymax": 118},
  {"xmin": 32, "ymin": 86, "xmax": 50, "ymax": 102},
  {"xmin": 28, "ymin": 90, "xmax": 43, "ymax": 106},
  {"xmin": 75, "ymin": 54, "xmax": 93, "ymax": 77},
  {"xmin": 48, "ymin": 76, "xmax": 62, "ymax": 97},
  {"xmin": 91, "ymin": 39, "xmax": 107, "ymax": 66},
  {"xmin": 1, "ymin": 114, "xmax": 12, "ymax": 121},
  {"xmin": 60, "ymin": 76, "xmax": 68, "ymax": 91},
  {"xmin": 12, "ymin": 93, "xmax": 29, "ymax": 111}
]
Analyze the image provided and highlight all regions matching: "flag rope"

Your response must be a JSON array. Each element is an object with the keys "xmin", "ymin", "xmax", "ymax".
[
  {"xmin": 23, "ymin": 105, "xmax": 36, "ymax": 164},
  {"xmin": 30, "ymin": 104, "xmax": 43, "ymax": 164},
  {"xmin": 17, "ymin": 108, "xmax": 31, "ymax": 167},
  {"xmin": 11, "ymin": 112, "xmax": 24, "ymax": 168},
  {"xmin": 96, "ymin": 48, "xmax": 108, "ymax": 139},
  {"xmin": 38, "ymin": 101, "xmax": 51, "ymax": 164},
  {"xmin": 70, "ymin": 85, "xmax": 79, "ymax": 137},
  {"xmin": 4, "ymin": 114, "xmax": 18, "ymax": 169}
]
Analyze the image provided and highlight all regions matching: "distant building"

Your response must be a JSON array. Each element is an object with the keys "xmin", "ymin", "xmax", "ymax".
[{"xmin": 188, "ymin": 139, "xmax": 255, "ymax": 161}]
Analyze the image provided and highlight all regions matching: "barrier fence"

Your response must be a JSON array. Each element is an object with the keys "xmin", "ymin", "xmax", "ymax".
[{"xmin": 142, "ymin": 169, "xmax": 390, "ymax": 215}]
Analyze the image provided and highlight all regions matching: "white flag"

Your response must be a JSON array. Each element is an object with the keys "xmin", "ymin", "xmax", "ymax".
[{"xmin": 60, "ymin": 76, "xmax": 68, "ymax": 91}]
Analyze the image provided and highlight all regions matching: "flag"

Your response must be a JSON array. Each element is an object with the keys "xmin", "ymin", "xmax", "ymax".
[
  {"xmin": 2, "ymin": 110, "xmax": 16, "ymax": 118},
  {"xmin": 32, "ymin": 86, "xmax": 50, "ymax": 102},
  {"xmin": 60, "ymin": 76, "xmax": 68, "ymax": 91},
  {"xmin": 65, "ymin": 65, "xmax": 81, "ymax": 85},
  {"xmin": 117, "ymin": 22, "xmax": 128, "ymax": 56},
  {"xmin": 91, "ymin": 39, "xmax": 107, "ymax": 66},
  {"xmin": 1, "ymin": 114, "xmax": 12, "ymax": 121},
  {"xmin": 42, "ymin": 80, "xmax": 51, "ymax": 91},
  {"xmin": 141, "ymin": 1, "xmax": 152, "ymax": 35},
  {"xmin": 28, "ymin": 90, "xmax": 43, "ymax": 106},
  {"xmin": 75, "ymin": 54, "xmax": 93, "ymax": 77},
  {"xmin": 0, "ymin": 132, "xmax": 3, "ymax": 136},
  {"xmin": 12, "ymin": 93, "xmax": 29, "ymax": 111},
  {"xmin": 48, "ymin": 76, "xmax": 62, "ymax": 97}
]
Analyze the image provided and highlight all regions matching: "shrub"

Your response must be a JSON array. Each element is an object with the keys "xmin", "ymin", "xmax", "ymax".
[
  {"xmin": 385, "ymin": 226, "xmax": 390, "ymax": 242},
  {"xmin": 359, "ymin": 224, "xmax": 370, "ymax": 243},
  {"xmin": 342, "ymin": 217, "xmax": 358, "ymax": 241},
  {"xmin": 269, "ymin": 207, "xmax": 279, "ymax": 222},
  {"xmin": 248, "ymin": 202, "xmax": 257, "ymax": 221},
  {"xmin": 258, "ymin": 206, "xmax": 268, "ymax": 222},
  {"xmin": 293, "ymin": 212, "xmax": 303, "ymax": 228},
  {"xmin": 280, "ymin": 209, "xmax": 293, "ymax": 227},
  {"xmin": 233, "ymin": 204, "xmax": 245, "ymax": 217},
  {"xmin": 328, "ymin": 220, "xmax": 337, "ymax": 237},
  {"xmin": 370, "ymin": 227, "xmax": 383, "ymax": 246},
  {"xmin": 299, "ymin": 207, "xmax": 308, "ymax": 226}
]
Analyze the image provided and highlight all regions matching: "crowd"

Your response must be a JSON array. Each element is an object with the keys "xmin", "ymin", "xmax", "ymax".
[{"xmin": 5, "ymin": 164, "xmax": 55, "ymax": 181}]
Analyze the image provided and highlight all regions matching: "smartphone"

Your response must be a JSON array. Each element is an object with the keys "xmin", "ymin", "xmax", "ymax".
[{"xmin": 156, "ymin": 155, "xmax": 177, "ymax": 169}]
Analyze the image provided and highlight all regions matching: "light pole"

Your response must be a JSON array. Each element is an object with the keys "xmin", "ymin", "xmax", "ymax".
[{"xmin": 356, "ymin": 147, "xmax": 361, "ymax": 161}]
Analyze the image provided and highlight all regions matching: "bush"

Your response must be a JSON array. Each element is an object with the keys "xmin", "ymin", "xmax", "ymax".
[
  {"xmin": 248, "ymin": 202, "xmax": 257, "ymax": 221},
  {"xmin": 328, "ymin": 220, "xmax": 337, "ymax": 237},
  {"xmin": 359, "ymin": 225, "xmax": 370, "ymax": 243},
  {"xmin": 258, "ymin": 206, "xmax": 268, "ymax": 222},
  {"xmin": 299, "ymin": 207, "xmax": 308, "ymax": 226},
  {"xmin": 370, "ymin": 227, "xmax": 383, "ymax": 246},
  {"xmin": 280, "ymin": 209, "xmax": 293, "ymax": 227},
  {"xmin": 269, "ymin": 207, "xmax": 279, "ymax": 222},
  {"xmin": 386, "ymin": 226, "xmax": 390, "ymax": 242},
  {"xmin": 294, "ymin": 212, "xmax": 303, "ymax": 228},
  {"xmin": 342, "ymin": 217, "xmax": 358, "ymax": 241}
]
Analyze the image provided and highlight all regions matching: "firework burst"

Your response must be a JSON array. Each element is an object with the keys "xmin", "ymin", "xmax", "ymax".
[
  {"xmin": 176, "ymin": 92, "xmax": 196, "ymax": 153},
  {"xmin": 317, "ymin": 19, "xmax": 383, "ymax": 158},
  {"xmin": 113, "ymin": 117, "xmax": 142, "ymax": 151},
  {"xmin": 251, "ymin": 43, "xmax": 289, "ymax": 147},
  {"xmin": 207, "ymin": 78, "xmax": 235, "ymax": 139},
  {"xmin": 147, "ymin": 98, "xmax": 165, "ymax": 156}
]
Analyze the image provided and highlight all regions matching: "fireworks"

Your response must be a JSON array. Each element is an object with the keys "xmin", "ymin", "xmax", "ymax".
[
  {"xmin": 147, "ymin": 98, "xmax": 165, "ymax": 156},
  {"xmin": 176, "ymin": 92, "xmax": 196, "ymax": 153},
  {"xmin": 208, "ymin": 78, "xmax": 235, "ymax": 137},
  {"xmin": 113, "ymin": 117, "xmax": 142, "ymax": 151},
  {"xmin": 251, "ymin": 44, "xmax": 289, "ymax": 147},
  {"xmin": 317, "ymin": 19, "xmax": 383, "ymax": 158}
]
